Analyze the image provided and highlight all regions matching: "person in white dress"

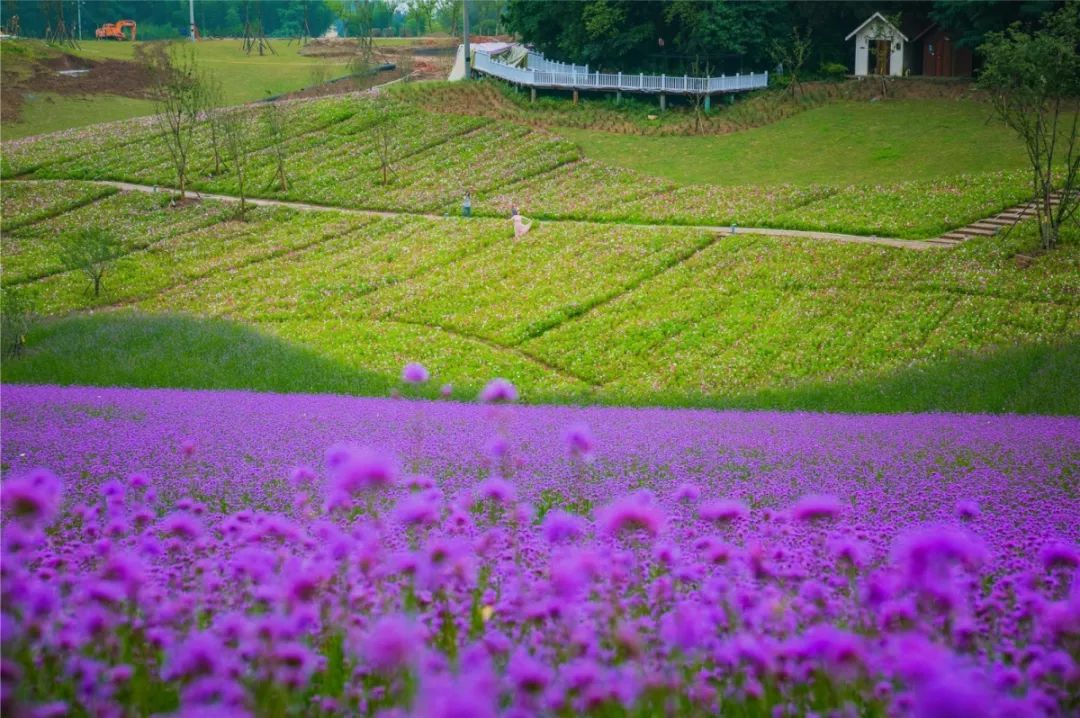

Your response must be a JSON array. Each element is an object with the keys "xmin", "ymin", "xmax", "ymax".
[{"xmin": 511, "ymin": 205, "xmax": 532, "ymax": 238}]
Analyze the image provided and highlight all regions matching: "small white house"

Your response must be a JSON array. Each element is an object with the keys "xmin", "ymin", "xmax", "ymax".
[{"xmin": 846, "ymin": 12, "xmax": 908, "ymax": 77}]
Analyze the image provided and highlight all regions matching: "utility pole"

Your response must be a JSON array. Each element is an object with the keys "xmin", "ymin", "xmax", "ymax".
[
  {"xmin": 462, "ymin": 0, "xmax": 469, "ymax": 80},
  {"xmin": 189, "ymin": 0, "xmax": 196, "ymax": 41}
]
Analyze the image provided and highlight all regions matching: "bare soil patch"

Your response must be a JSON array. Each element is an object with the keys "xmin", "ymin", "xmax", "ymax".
[
  {"xmin": 2, "ymin": 47, "xmax": 155, "ymax": 123},
  {"xmin": 29, "ymin": 54, "xmax": 156, "ymax": 98}
]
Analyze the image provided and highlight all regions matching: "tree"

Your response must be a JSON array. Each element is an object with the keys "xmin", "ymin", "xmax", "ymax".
[
  {"xmin": 979, "ymin": 3, "xmax": 1080, "ymax": 250},
  {"xmin": 373, "ymin": 107, "xmax": 396, "ymax": 185},
  {"xmin": 204, "ymin": 73, "xmax": 227, "ymax": 177},
  {"xmin": 262, "ymin": 100, "xmax": 289, "ymax": 193},
  {"xmin": 404, "ymin": 0, "xmax": 437, "ymax": 35},
  {"xmin": 328, "ymin": 0, "xmax": 375, "ymax": 76},
  {"xmin": 221, "ymin": 109, "xmax": 253, "ymax": 220},
  {"xmin": 59, "ymin": 228, "xmax": 123, "ymax": 298},
  {"xmin": 931, "ymin": 0, "xmax": 1062, "ymax": 49},
  {"xmin": 770, "ymin": 26, "xmax": 812, "ymax": 98},
  {"xmin": 146, "ymin": 44, "xmax": 205, "ymax": 201}
]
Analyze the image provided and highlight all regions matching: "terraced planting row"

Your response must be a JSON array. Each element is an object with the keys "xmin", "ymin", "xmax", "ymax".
[
  {"xmin": 1, "ymin": 93, "xmax": 1036, "ymax": 239},
  {"xmin": 473, "ymin": 160, "xmax": 1033, "ymax": 239},
  {"xmin": 8, "ymin": 94, "xmax": 582, "ymax": 215},
  {"xmin": 3, "ymin": 182, "xmax": 1076, "ymax": 412},
  {"xmin": 0, "ymin": 179, "xmax": 118, "ymax": 233}
]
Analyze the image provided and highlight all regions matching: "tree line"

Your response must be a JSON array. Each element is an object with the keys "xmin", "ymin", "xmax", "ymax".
[
  {"xmin": 1, "ymin": 0, "xmax": 507, "ymax": 42},
  {"xmin": 502, "ymin": 0, "xmax": 1064, "ymax": 75}
]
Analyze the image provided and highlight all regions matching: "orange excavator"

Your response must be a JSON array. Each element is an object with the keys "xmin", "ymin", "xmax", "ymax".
[{"xmin": 95, "ymin": 19, "xmax": 136, "ymax": 41}]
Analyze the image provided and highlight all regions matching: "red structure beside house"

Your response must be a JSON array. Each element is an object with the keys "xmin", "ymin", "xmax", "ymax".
[{"xmin": 912, "ymin": 24, "xmax": 973, "ymax": 77}]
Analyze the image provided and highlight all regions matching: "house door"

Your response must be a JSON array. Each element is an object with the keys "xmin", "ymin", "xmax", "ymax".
[{"xmin": 873, "ymin": 40, "xmax": 891, "ymax": 75}]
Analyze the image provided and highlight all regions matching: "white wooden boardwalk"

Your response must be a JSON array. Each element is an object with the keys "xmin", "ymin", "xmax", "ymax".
[{"xmin": 470, "ymin": 46, "xmax": 768, "ymax": 96}]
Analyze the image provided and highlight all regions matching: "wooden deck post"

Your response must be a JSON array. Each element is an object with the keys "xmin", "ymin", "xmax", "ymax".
[
  {"xmin": 530, "ymin": 87, "xmax": 536, "ymax": 103},
  {"xmin": 573, "ymin": 88, "xmax": 579, "ymax": 104},
  {"xmin": 659, "ymin": 93, "xmax": 666, "ymax": 111},
  {"xmin": 704, "ymin": 94, "xmax": 711, "ymax": 112},
  {"xmin": 616, "ymin": 89, "xmax": 622, "ymax": 104}
]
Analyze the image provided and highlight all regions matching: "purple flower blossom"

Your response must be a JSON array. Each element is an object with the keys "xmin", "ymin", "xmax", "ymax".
[
  {"xmin": 893, "ymin": 526, "xmax": 986, "ymax": 587},
  {"xmin": 1, "ymin": 469, "xmax": 62, "ymax": 525},
  {"xmin": 598, "ymin": 493, "xmax": 665, "ymax": 540},
  {"xmin": 394, "ymin": 493, "xmax": 439, "ymax": 527},
  {"xmin": 699, "ymin": 499, "xmax": 749, "ymax": 523},
  {"xmin": 955, "ymin": 499, "xmax": 981, "ymax": 520},
  {"xmin": 507, "ymin": 648, "xmax": 551, "ymax": 695},
  {"xmin": 910, "ymin": 673, "xmax": 993, "ymax": 718},
  {"xmin": 660, "ymin": 602, "xmax": 708, "ymax": 654},
  {"xmin": 361, "ymin": 615, "xmax": 422, "ymax": 673},
  {"xmin": 475, "ymin": 477, "xmax": 515, "ymax": 505},
  {"xmin": 1040, "ymin": 542, "xmax": 1079, "ymax": 571},
  {"xmin": 674, "ymin": 482, "xmax": 701, "ymax": 502},
  {"xmin": 479, "ymin": 378, "xmax": 517, "ymax": 403},
  {"xmin": 563, "ymin": 422, "xmax": 595, "ymax": 461},
  {"xmin": 541, "ymin": 510, "xmax": 585, "ymax": 544},
  {"xmin": 163, "ymin": 631, "xmax": 226, "ymax": 681},
  {"xmin": 326, "ymin": 446, "xmax": 399, "ymax": 507},
  {"xmin": 401, "ymin": 362, "xmax": 430, "ymax": 385},
  {"xmin": 790, "ymin": 494, "xmax": 844, "ymax": 522}
]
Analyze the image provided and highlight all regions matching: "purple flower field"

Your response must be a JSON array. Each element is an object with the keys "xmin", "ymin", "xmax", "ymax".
[{"xmin": 2, "ymin": 383, "xmax": 1079, "ymax": 717}]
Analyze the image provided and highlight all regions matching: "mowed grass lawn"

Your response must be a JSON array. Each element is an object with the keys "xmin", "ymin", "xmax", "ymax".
[
  {"xmin": 2, "ymin": 181, "xmax": 1077, "ymax": 414},
  {"xmin": 556, "ymin": 100, "xmax": 1029, "ymax": 186},
  {"xmin": 71, "ymin": 40, "xmax": 351, "ymax": 104},
  {"xmin": 1, "ymin": 39, "xmax": 350, "ymax": 139}
]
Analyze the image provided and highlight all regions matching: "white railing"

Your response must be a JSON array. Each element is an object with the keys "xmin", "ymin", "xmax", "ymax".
[{"xmin": 473, "ymin": 48, "xmax": 767, "ymax": 95}]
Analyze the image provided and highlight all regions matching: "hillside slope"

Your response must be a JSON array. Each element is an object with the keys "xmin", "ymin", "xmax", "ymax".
[{"xmin": 2, "ymin": 181, "xmax": 1077, "ymax": 413}]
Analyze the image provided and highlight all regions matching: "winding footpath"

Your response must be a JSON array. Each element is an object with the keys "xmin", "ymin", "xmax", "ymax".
[{"xmin": 15, "ymin": 179, "xmax": 946, "ymax": 251}]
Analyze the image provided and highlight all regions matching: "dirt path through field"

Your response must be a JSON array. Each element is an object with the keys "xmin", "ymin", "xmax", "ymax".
[{"xmin": 11, "ymin": 178, "xmax": 945, "ymax": 251}]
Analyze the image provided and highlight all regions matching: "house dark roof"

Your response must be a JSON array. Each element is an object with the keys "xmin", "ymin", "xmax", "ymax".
[{"xmin": 911, "ymin": 23, "xmax": 940, "ymax": 43}]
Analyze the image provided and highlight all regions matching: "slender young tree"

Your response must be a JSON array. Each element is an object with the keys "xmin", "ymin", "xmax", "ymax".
[
  {"xmin": 371, "ymin": 99, "xmax": 396, "ymax": 185},
  {"xmin": 204, "ymin": 73, "xmax": 227, "ymax": 177},
  {"xmin": 769, "ymin": 26, "xmax": 812, "ymax": 99},
  {"xmin": 979, "ymin": 4, "xmax": 1080, "ymax": 250},
  {"xmin": 221, "ymin": 109, "xmax": 253, "ymax": 219},
  {"xmin": 262, "ymin": 100, "xmax": 289, "ymax": 193},
  {"xmin": 148, "ymin": 45, "xmax": 206, "ymax": 201}
]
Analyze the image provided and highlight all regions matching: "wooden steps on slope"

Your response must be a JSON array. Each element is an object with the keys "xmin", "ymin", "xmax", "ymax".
[{"xmin": 932, "ymin": 191, "xmax": 1065, "ymax": 246}]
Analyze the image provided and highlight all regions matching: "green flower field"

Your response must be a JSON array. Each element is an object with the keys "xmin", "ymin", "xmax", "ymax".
[
  {"xmin": 2, "ymin": 94, "xmax": 1041, "ymax": 239},
  {"xmin": 2, "ymin": 172, "xmax": 1077, "ymax": 413}
]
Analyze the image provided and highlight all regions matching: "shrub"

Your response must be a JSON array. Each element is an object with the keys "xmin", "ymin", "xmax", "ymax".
[
  {"xmin": 59, "ymin": 227, "xmax": 124, "ymax": 297},
  {"xmin": 820, "ymin": 62, "xmax": 849, "ymax": 80}
]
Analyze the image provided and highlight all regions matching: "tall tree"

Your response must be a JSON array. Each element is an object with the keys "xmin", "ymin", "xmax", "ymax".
[
  {"xmin": 262, "ymin": 100, "xmax": 289, "ymax": 193},
  {"xmin": 770, "ymin": 26, "xmax": 812, "ymax": 97},
  {"xmin": 221, "ymin": 109, "xmax": 253, "ymax": 220},
  {"xmin": 146, "ymin": 44, "xmax": 205, "ymax": 201},
  {"xmin": 978, "ymin": 2, "xmax": 1080, "ymax": 250}
]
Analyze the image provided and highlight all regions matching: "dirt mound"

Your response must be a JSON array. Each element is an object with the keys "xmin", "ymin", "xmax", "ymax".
[
  {"xmin": 1, "ymin": 47, "xmax": 157, "ymax": 123},
  {"xmin": 30, "ymin": 54, "xmax": 156, "ymax": 99}
]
